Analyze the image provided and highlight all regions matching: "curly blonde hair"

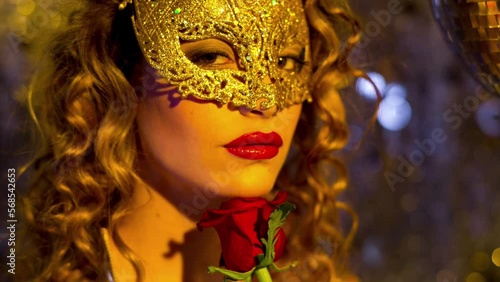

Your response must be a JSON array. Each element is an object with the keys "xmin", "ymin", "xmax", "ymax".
[
  {"xmin": 18, "ymin": 0, "xmax": 363, "ymax": 281},
  {"xmin": 275, "ymin": 1, "xmax": 362, "ymax": 280}
]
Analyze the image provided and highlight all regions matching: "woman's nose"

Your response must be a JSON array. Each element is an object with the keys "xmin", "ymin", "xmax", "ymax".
[
  {"xmin": 238, "ymin": 73, "xmax": 279, "ymax": 117},
  {"xmin": 238, "ymin": 98, "xmax": 278, "ymax": 118}
]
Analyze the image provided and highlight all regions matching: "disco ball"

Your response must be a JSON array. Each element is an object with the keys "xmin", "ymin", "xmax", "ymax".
[{"xmin": 431, "ymin": 0, "xmax": 500, "ymax": 96}]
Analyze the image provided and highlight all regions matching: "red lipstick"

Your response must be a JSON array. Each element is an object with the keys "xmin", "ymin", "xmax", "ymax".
[{"xmin": 224, "ymin": 132, "xmax": 283, "ymax": 160}]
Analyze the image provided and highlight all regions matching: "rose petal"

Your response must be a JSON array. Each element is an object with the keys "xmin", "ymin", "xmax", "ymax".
[
  {"xmin": 221, "ymin": 212, "xmax": 261, "ymax": 272},
  {"xmin": 219, "ymin": 197, "xmax": 268, "ymax": 210},
  {"xmin": 195, "ymin": 191, "xmax": 290, "ymax": 272},
  {"xmin": 231, "ymin": 210, "xmax": 265, "ymax": 259},
  {"xmin": 270, "ymin": 191, "xmax": 288, "ymax": 206},
  {"xmin": 197, "ymin": 209, "xmax": 233, "ymax": 230}
]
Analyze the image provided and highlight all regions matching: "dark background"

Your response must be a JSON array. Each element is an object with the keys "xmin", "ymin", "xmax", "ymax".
[
  {"xmin": 0, "ymin": 0, "xmax": 499, "ymax": 281},
  {"xmin": 343, "ymin": 1, "xmax": 500, "ymax": 281}
]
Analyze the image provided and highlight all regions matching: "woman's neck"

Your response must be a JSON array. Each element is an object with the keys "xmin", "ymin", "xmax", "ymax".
[{"xmin": 107, "ymin": 179, "xmax": 225, "ymax": 281}]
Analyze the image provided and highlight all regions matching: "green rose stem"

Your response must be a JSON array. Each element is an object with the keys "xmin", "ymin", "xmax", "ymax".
[{"xmin": 254, "ymin": 267, "xmax": 272, "ymax": 282}]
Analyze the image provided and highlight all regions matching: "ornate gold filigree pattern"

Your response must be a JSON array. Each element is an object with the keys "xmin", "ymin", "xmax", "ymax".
[{"xmin": 131, "ymin": 0, "xmax": 311, "ymax": 111}]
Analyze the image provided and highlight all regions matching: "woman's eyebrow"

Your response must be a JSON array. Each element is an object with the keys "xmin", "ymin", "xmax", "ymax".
[
  {"xmin": 180, "ymin": 39, "xmax": 234, "ymax": 52},
  {"xmin": 280, "ymin": 44, "xmax": 307, "ymax": 55}
]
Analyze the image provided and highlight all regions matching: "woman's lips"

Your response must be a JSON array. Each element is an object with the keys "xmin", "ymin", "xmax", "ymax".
[{"xmin": 224, "ymin": 132, "xmax": 283, "ymax": 160}]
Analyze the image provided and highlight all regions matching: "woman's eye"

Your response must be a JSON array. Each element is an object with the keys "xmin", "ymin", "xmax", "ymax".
[
  {"xmin": 277, "ymin": 56, "xmax": 305, "ymax": 72},
  {"xmin": 188, "ymin": 51, "xmax": 234, "ymax": 69}
]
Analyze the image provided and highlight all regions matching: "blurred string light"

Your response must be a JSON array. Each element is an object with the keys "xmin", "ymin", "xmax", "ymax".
[
  {"xmin": 466, "ymin": 272, "xmax": 486, "ymax": 282},
  {"xmin": 17, "ymin": 0, "xmax": 35, "ymax": 16},
  {"xmin": 377, "ymin": 94, "xmax": 412, "ymax": 131},
  {"xmin": 7, "ymin": 13, "xmax": 26, "ymax": 33},
  {"xmin": 436, "ymin": 269, "xmax": 457, "ymax": 282},
  {"xmin": 470, "ymin": 252, "xmax": 491, "ymax": 271},
  {"xmin": 492, "ymin": 248, "xmax": 500, "ymax": 267},
  {"xmin": 400, "ymin": 193, "xmax": 419, "ymax": 213},
  {"xmin": 3, "ymin": 0, "xmax": 67, "ymax": 45},
  {"xmin": 475, "ymin": 98, "xmax": 500, "ymax": 137},
  {"xmin": 355, "ymin": 73, "xmax": 412, "ymax": 131},
  {"xmin": 384, "ymin": 83, "xmax": 407, "ymax": 99},
  {"xmin": 361, "ymin": 240, "xmax": 383, "ymax": 267},
  {"xmin": 356, "ymin": 71, "xmax": 386, "ymax": 101}
]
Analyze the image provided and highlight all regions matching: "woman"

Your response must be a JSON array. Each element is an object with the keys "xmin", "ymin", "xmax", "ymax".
[{"xmin": 19, "ymin": 0, "xmax": 362, "ymax": 281}]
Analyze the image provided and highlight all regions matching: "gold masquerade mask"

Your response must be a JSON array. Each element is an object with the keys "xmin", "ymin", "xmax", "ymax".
[{"xmin": 130, "ymin": 0, "xmax": 312, "ymax": 111}]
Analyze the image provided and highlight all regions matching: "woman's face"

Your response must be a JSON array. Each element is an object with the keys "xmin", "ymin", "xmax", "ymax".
[{"xmin": 134, "ymin": 0, "xmax": 310, "ymax": 202}]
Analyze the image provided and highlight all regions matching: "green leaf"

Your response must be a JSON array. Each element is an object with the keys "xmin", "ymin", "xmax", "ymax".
[
  {"xmin": 256, "ymin": 202, "xmax": 296, "ymax": 269},
  {"xmin": 257, "ymin": 253, "xmax": 265, "ymax": 263},
  {"xmin": 269, "ymin": 260, "xmax": 298, "ymax": 272},
  {"xmin": 274, "ymin": 202, "xmax": 296, "ymax": 220},
  {"xmin": 207, "ymin": 265, "xmax": 255, "ymax": 281}
]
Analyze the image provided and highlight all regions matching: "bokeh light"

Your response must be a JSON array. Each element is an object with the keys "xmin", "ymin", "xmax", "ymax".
[
  {"xmin": 50, "ymin": 13, "xmax": 63, "ymax": 29},
  {"xmin": 355, "ymin": 71, "xmax": 386, "ymax": 101},
  {"xmin": 361, "ymin": 240, "xmax": 383, "ymax": 267},
  {"xmin": 384, "ymin": 83, "xmax": 407, "ymax": 99},
  {"xmin": 470, "ymin": 252, "xmax": 490, "ymax": 271},
  {"xmin": 466, "ymin": 272, "xmax": 486, "ymax": 282},
  {"xmin": 492, "ymin": 248, "xmax": 500, "ymax": 267},
  {"xmin": 436, "ymin": 269, "xmax": 456, "ymax": 282},
  {"xmin": 475, "ymin": 98, "xmax": 500, "ymax": 137},
  {"xmin": 7, "ymin": 13, "xmax": 25, "ymax": 33},
  {"xmin": 16, "ymin": 0, "xmax": 35, "ymax": 16},
  {"xmin": 400, "ymin": 193, "xmax": 419, "ymax": 212},
  {"xmin": 377, "ymin": 95, "xmax": 412, "ymax": 131}
]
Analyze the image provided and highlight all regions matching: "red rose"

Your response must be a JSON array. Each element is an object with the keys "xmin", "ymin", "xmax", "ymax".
[{"xmin": 197, "ymin": 191, "xmax": 288, "ymax": 272}]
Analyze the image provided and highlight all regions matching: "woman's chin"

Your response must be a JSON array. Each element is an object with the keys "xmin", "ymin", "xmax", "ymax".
[{"xmin": 216, "ymin": 182, "xmax": 275, "ymax": 198}]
